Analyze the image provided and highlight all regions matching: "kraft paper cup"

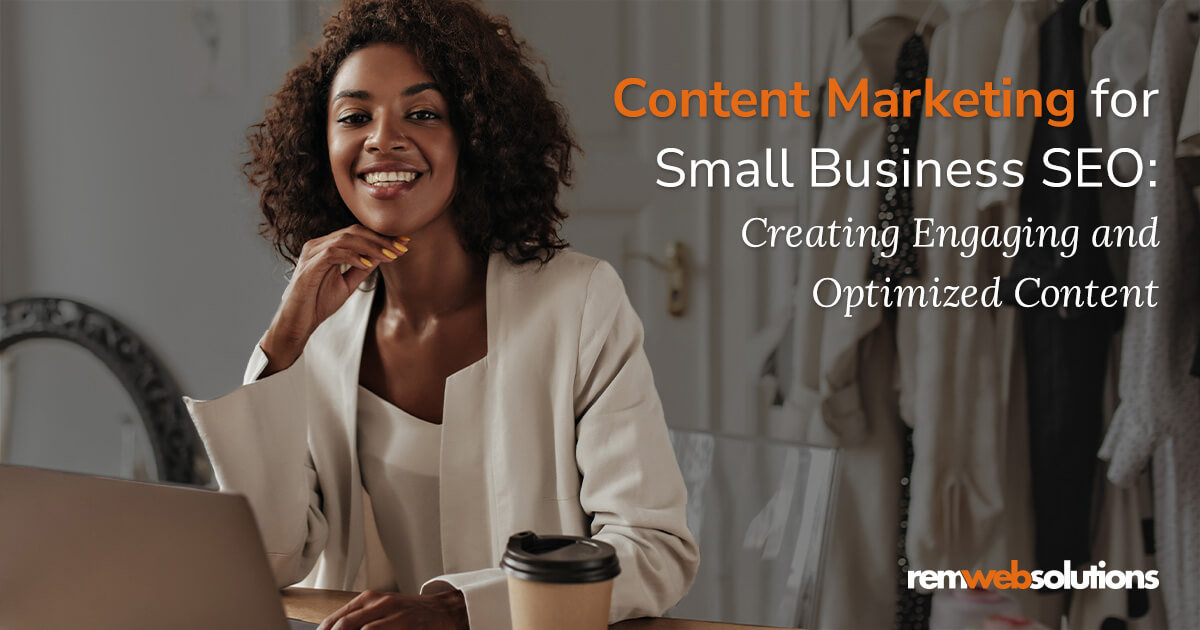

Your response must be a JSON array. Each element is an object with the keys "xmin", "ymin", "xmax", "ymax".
[{"xmin": 500, "ymin": 531, "xmax": 621, "ymax": 630}]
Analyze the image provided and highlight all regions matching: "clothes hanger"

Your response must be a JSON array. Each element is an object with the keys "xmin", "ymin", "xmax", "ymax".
[
  {"xmin": 845, "ymin": 0, "xmax": 854, "ymax": 40},
  {"xmin": 915, "ymin": 0, "xmax": 938, "ymax": 36},
  {"xmin": 1078, "ymin": 0, "xmax": 1112, "ymax": 30}
]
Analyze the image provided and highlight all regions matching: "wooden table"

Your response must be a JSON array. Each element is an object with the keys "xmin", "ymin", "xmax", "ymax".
[{"xmin": 282, "ymin": 588, "xmax": 780, "ymax": 629}]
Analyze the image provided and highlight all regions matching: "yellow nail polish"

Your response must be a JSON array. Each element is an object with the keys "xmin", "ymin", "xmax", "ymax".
[
  {"xmin": 359, "ymin": 256, "xmax": 373, "ymax": 268},
  {"xmin": 381, "ymin": 248, "xmax": 398, "ymax": 260},
  {"xmin": 393, "ymin": 242, "xmax": 409, "ymax": 253},
  {"xmin": 398, "ymin": 236, "xmax": 412, "ymax": 243}
]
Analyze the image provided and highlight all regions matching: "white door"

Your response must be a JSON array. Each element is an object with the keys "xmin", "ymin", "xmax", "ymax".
[{"xmin": 486, "ymin": 0, "xmax": 717, "ymax": 431}]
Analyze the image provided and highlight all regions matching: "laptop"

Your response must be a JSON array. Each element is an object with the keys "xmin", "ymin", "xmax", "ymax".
[{"xmin": 0, "ymin": 464, "xmax": 319, "ymax": 630}]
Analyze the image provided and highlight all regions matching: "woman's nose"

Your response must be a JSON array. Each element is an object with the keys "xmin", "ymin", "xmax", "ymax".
[{"xmin": 366, "ymin": 117, "xmax": 408, "ymax": 153}]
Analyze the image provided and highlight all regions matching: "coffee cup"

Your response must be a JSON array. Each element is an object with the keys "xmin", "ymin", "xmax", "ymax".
[{"xmin": 500, "ymin": 531, "xmax": 621, "ymax": 630}]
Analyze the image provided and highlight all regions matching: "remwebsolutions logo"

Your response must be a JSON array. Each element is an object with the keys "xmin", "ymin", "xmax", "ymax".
[{"xmin": 907, "ymin": 561, "xmax": 1159, "ymax": 590}]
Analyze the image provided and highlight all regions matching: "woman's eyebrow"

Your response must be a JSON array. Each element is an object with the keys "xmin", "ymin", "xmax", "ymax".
[
  {"xmin": 402, "ymin": 82, "xmax": 440, "ymax": 97},
  {"xmin": 332, "ymin": 89, "xmax": 370, "ymax": 103},
  {"xmin": 331, "ymin": 83, "xmax": 440, "ymax": 104}
]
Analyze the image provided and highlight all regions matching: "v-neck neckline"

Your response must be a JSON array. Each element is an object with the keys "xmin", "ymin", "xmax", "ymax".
[
  {"xmin": 349, "ymin": 252, "xmax": 497, "ymax": 424},
  {"xmin": 356, "ymin": 383, "xmax": 444, "ymax": 430}
]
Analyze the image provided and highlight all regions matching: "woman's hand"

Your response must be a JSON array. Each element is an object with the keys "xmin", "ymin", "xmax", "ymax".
[
  {"xmin": 260, "ymin": 225, "xmax": 410, "ymax": 377},
  {"xmin": 316, "ymin": 589, "xmax": 469, "ymax": 630}
]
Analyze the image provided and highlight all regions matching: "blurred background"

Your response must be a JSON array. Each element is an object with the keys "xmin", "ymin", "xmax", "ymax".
[{"xmin": 2, "ymin": 1, "xmax": 1197, "ymax": 628}]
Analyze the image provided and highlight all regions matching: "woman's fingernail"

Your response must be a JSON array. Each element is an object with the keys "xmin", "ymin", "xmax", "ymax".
[
  {"xmin": 393, "ymin": 242, "xmax": 409, "ymax": 254},
  {"xmin": 359, "ymin": 256, "xmax": 374, "ymax": 268},
  {"xmin": 398, "ymin": 236, "xmax": 412, "ymax": 243},
  {"xmin": 381, "ymin": 248, "xmax": 398, "ymax": 260}
]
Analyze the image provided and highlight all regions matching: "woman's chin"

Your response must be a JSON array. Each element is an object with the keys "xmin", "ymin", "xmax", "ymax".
[
  {"xmin": 349, "ymin": 214, "xmax": 412, "ymax": 239},
  {"xmin": 350, "ymin": 203, "xmax": 451, "ymax": 240}
]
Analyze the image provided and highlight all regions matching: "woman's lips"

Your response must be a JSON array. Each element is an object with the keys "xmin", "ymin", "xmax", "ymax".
[{"xmin": 359, "ymin": 174, "xmax": 421, "ymax": 200}]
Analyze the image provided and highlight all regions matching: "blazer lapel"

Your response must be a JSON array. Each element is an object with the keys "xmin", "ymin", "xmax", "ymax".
[
  {"xmin": 440, "ymin": 254, "xmax": 501, "ymax": 572},
  {"xmin": 308, "ymin": 282, "xmax": 376, "ymax": 588}
]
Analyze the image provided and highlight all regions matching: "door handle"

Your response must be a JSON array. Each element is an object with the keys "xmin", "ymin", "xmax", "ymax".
[{"xmin": 629, "ymin": 241, "xmax": 689, "ymax": 318}]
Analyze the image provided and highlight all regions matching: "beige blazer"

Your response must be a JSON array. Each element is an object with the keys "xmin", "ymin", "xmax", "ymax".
[{"xmin": 184, "ymin": 251, "xmax": 698, "ymax": 630}]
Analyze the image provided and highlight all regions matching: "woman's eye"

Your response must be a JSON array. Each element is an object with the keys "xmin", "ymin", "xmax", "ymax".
[
  {"xmin": 336, "ymin": 113, "xmax": 369, "ymax": 125},
  {"xmin": 408, "ymin": 110, "xmax": 440, "ymax": 121}
]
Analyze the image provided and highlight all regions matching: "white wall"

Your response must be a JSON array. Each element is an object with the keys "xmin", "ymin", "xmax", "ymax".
[
  {"xmin": 0, "ymin": 1, "xmax": 331, "ymax": 477},
  {"xmin": 1, "ymin": 1, "xmax": 313, "ymax": 401}
]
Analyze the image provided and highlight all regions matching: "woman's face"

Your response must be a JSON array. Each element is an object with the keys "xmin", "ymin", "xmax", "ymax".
[{"xmin": 327, "ymin": 43, "xmax": 459, "ymax": 238}]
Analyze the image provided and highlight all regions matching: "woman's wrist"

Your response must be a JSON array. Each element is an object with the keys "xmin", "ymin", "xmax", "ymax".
[
  {"xmin": 430, "ymin": 589, "xmax": 469, "ymax": 629},
  {"xmin": 258, "ymin": 327, "xmax": 307, "ymax": 378}
]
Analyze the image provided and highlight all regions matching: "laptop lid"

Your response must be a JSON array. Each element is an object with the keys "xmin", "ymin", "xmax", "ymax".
[{"xmin": 0, "ymin": 464, "xmax": 289, "ymax": 630}]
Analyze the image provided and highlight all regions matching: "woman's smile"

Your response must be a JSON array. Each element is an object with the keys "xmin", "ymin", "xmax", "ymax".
[{"xmin": 357, "ymin": 161, "xmax": 426, "ymax": 200}]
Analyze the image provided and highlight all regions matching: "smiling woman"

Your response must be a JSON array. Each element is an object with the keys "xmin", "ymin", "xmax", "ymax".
[
  {"xmin": 186, "ymin": 1, "xmax": 698, "ymax": 629},
  {"xmin": 326, "ymin": 51, "xmax": 457, "ymax": 236},
  {"xmin": 242, "ymin": 0, "xmax": 574, "ymax": 266}
]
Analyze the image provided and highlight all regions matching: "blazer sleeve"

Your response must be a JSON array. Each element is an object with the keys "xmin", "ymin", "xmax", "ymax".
[
  {"xmin": 183, "ymin": 343, "xmax": 328, "ymax": 587},
  {"xmin": 572, "ymin": 260, "xmax": 700, "ymax": 623},
  {"xmin": 421, "ymin": 569, "xmax": 510, "ymax": 630}
]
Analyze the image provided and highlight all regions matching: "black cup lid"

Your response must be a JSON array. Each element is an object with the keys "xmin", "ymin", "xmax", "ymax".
[{"xmin": 499, "ymin": 531, "xmax": 621, "ymax": 583}]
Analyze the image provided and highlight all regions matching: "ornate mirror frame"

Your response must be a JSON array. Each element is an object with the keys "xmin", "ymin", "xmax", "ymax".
[{"xmin": 0, "ymin": 297, "xmax": 206, "ymax": 484}]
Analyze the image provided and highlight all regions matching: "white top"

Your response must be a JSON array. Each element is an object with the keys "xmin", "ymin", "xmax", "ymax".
[{"xmin": 356, "ymin": 385, "xmax": 444, "ymax": 595}]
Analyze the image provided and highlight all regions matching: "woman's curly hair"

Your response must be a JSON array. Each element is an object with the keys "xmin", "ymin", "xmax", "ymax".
[{"xmin": 244, "ymin": 0, "xmax": 576, "ymax": 265}]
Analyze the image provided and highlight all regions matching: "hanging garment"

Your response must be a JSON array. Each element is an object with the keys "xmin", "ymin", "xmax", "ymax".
[
  {"xmin": 1088, "ymin": 0, "xmax": 1159, "ymax": 289},
  {"xmin": 789, "ymin": 25, "xmax": 909, "ymax": 449},
  {"xmin": 784, "ymin": 4, "xmax": 949, "ymax": 627},
  {"xmin": 1067, "ymin": 476, "xmax": 1165, "ymax": 630},
  {"xmin": 875, "ymin": 32, "xmax": 937, "ymax": 630},
  {"xmin": 1067, "ymin": 367, "xmax": 1167, "ymax": 630},
  {"xmin": 813, "ymin": 323, "xmax": 906, "ymax": 630},
  {"xmin": 999, "ymin": 0, "xmax": 1121, "ymax": 572},
  {"xmin": 1179, "ymin": 32, "xmax": 1200, "ymax": 375},
  {"xmin": 894, "ymin": 0, "xmax": 1022, "ymax": 575},
  {"xmin": 1100, "ymin": 0, "xmax": 1200, "ymax": 529},
  {"xmin": 1150, "ymin": 428, "xmax": 1200, "ymax": 630},
  {"xmin": 1057, "ymin": 3, "xmax": 1172, "ymax": 628},
  {"xmin": 975, "ymin": 5, "xmax": 1060, "ymax": 620},
  {"xmin": 1090, "ymin": 0, "xmax": 1161, "ymax": 162},
  {"xmin": 1177, "ymin": 8, "xmax": 1200, "ymax": 157},
  {"xmin": 979, "ymin": 0, "xmax": 1059, "ymax": 222},
  {"xmin": 785, "ymin": 0, "xmax": 953, "ymax": 452},
  {"xmin": 869, "ymin": 33, "xmax": 927, "ymax": 284},
  {"xmin": 1099, "ymin": 1, "xmax": 1200, "ymax": 626}
]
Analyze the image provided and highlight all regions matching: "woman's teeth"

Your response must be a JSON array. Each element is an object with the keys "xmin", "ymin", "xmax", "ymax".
[{"xmin": 363, "ymin": 171, "xmax": 418, "ymax": 186}]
